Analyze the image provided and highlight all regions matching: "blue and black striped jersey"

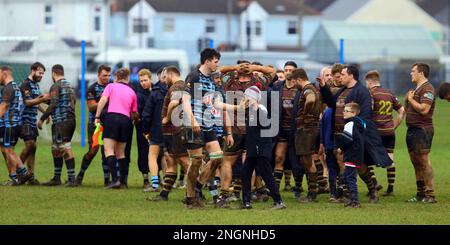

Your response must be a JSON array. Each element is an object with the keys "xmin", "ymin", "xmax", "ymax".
[
  {"xmin": 41, "ymin": 79, "xmax": 75, "ymax": 124},
  {"xmin": 20, "ymin": 78, "xmax": 42, "ymax": 128},
  {"xmin": 185, "ymin": 70, "xmax": 219, "ymax": 131},
  {"xmin": 87, "ymin": 81, "xmax": 107, "ymax": 124},
  {"xmin": 2, "ymin": 81, "xmax": 24, "ymax": 128}
]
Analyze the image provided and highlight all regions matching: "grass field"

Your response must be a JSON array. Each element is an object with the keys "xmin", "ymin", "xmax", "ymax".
[{"xmin": 0, "ymin": 99, "xmax": 449, "ymax": 225}]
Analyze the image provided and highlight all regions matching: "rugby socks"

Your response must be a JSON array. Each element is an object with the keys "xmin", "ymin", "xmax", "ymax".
[
  {"xmin": 360, "ymin": 171, "xmax": 375, "ymax": 192},
  {"xmin": 100, "ymin": 147, "xmax": 110, "ymax": 184},
  {"xmin": 143, "ymin": 173, "xmax": 149, "ymax": 185},
  {"xmin": 416, "ymin": 180, "xmax": 426, "ymax": 198},
  {"xmin": 179, "ymin": 168, "xmax": 185, "ymax": 183},
  {"xmin": 17, "ymin": 166, "xmax": 27, "ymax": 176},
  {"xmin": 425, "ymin": 189, "xmax": 435, "ymax": 198},
  {"xmin": 160, "ymin": 172, "xmax": 177, "ymax": 198},
  {"xmin": 315, "ymin": 160, "xmax": 326, "ymax": 188},
  {"xmin": 102, "ymin": 159, "xmax": 110, "ymax": 184},
  {"xmin": 65, "ymin": 158, "xmax": 76, "ymax": 181},
  {"xmin": 123, "ymin": 160, "xmax": 130, "ymax": 184},
  {"xmin": 337, "ymin": 175, "xmax": 347, "ymax": 198},
  {"xmin": 274, "ymin": 170, "xmax": 283, "ymax": 189},
  {"xmin": 9, "ymin": 172, "xmax": 18, "ymax": 182},
  {"xmin": 214, "ymin": 176, "xmax": 221, "ymax": 187},
  {"xmin": 195, "ymin": 181, "xmax": 203, "ymax": 194},
  {"xmin": 151, "ymin": 176, "xmax": 159, "ymax": 189},
  {"xmin": 78, "ymin": 155, "xmax": 91, "ymax": 178},
  {"xmin": 118, "ymin": 158, "xmax": 128, "ymax": 184},
  {"xmin": 386, "ymin": 166, "xmax": 396, "ymax": 193},
  {"xmin": 54, "ymin": 157, "xmax": 64, "ymax": 179},
  {"xmin": 368, "ymin": 166, "xmax": 380, "ymax": 187},
  {"xmin": 195, "ymin": 181, "xmax": 205, "ymax": 200},
  {"xmin": 208, "ymin": 179, "xmax": 219, "ymax": 202},
  {"xmin": 106, "ymin": 156, "xmax": 118, "ymax": 182},
  {"xmin": 307, "ymin": 172, "xmax": 319, "ymax": 195}
]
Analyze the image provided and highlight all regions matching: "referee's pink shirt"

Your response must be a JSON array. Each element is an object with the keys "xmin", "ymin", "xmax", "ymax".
[{"xmin": 101, "ymin": 82, "xmax": 137, "ymax": 118}]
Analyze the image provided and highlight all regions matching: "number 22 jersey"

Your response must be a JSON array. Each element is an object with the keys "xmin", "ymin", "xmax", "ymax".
[{"xmin": 369, "ymin": 86, "xmax": 402, "ymax": 136}]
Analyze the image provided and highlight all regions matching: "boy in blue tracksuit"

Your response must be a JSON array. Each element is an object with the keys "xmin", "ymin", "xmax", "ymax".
[{"xmin": 336, "ymin": 102, "xmax": 365, "ymax": 208}]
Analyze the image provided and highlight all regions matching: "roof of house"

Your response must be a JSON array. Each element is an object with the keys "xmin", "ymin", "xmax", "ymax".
[
  {"xmin": 310, "ymin": 21, "xmax": 442, "ymax": 62},
  {"xmin": 304, "ymin": 0, "xmax": 336, "ymax": 12},
  {"xmin": 322, "ymin": 0, "xmax": 370, "ymax": 20},
  {"xmin": 416, "ymin": 0, "xmax": 449, "ymax": 25},
  {"xmin": 111, "ymin": 0, "xmax": 320, "ymax": 15},
  {"xmin": 416, "ymin": 0, "xmax": 448, "ymax": 16}
]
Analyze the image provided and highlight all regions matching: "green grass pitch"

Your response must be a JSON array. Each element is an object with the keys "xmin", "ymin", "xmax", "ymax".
[{"xmin": 0, "ymin": 99, "xmax": 449, "ymax": 224}]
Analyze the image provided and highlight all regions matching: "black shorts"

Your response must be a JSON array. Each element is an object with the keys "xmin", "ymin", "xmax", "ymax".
[
  {"xmin": 180, "ymin": 127, "xmax": 217, "ymax": 150},
  {"xmin": 381, "ymin": 134, "xmax": 396, "ymax": 153},
  {"xmin": 406, "ymin": 127, "xmax": 434, "ymax": 154},
  {"xmin": 295, "ymin": 127, "xmax": 320, "ymax": 156},
  {"xmin": 52, "ymin": 118, "xmax": 76, "ymax": 146},
  {"xmin": 164, "ymin": 133, "xmax": 188, "ymax": 157},
  {"xmin": 277, "ymin": 128, "xmax": 290, "ymax": 143},
  {"xmin": 0, "ymin": 126, "xmax": 21, "ymax": 148},
  {"xmin": 223, "ymin": 133, "xmax": 246, "ymax": 155},
  {"xmin": 20, "ymin": 124, "xmax": 39, "ymax": 141},
  {"xmin": 103, "ymin": 113, "xmax": 132, "ymax": 143}
]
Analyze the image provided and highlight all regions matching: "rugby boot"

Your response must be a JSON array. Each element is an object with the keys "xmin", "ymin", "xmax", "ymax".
[{"xmin": 42, "ymin": 177, "xmax": 62, "ymax": 186}]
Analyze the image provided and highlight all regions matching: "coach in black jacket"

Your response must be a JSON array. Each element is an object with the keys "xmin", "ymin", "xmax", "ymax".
[
  {"xmin": 319, "ymin": 65, "xmax": 392, "ymax": 202},
  {"xmin": 319, "ymin": 65, "xmax": 392, "ymax": 168},
  {"xmin": 134, "ymin": 70, "xmax": 152, "ymax": 189},
  {"xmin": 142, "ymin": 78, "xmax": 167, "ymax": 144},
  {"xmin": 141, "ymin": 71, "xmax": 168, "ymax": 191}
]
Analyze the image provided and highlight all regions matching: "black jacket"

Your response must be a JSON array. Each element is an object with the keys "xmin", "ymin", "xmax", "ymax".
[
  {"xmin": 135, "ymin": 84, "xmax": 151, "ymax": 117},
  {"xmin": 245, "ymin": 106, "xmax": 273, "ymax": 159},
  {"xmin": 141, "ymin": 81, "xmax": 168, "ymax": 143},
  {"xmin": 336, "ymin": 117, "xmax": 366, "ymax": 167},
  {"xmin": 320, "ymin": 82, "xmax": 393, "ymax": 168}
]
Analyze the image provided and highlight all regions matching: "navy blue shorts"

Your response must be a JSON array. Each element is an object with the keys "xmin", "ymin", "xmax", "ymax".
[
  {"xmin": 20, "ymin": 124, "xmax": 39, "ymax": 142},
  {"xmin": 0, "ymin": 126, "xmax": 21, "ymax": 148}
]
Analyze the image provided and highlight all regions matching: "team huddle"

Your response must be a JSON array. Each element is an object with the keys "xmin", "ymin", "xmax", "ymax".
[{"xmin": 1, "ymin": 48, "xmax": 449, "ymax": 209}]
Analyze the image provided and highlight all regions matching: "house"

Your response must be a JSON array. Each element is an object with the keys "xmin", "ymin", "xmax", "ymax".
[
  {"xmin": 109, "ymin": 0, "xmax": 324, "ymax": 64},
  {"xmin": 416, "ymin": 0, "xmax": 449, "ymax": 28},
  {"xmin": 0, "ymin": 0, "xmax": 110, "ymax": 89},
  {"xmin": 322, "ymin": 0, "xmax": 446, "ymax": 49},
  {"xmin": 307, "ymin": 21, "xmax": 442, "ymax": 64},
  {"xmin": 416, "ymin": 0, "xmax": 449, "ymax": 54},
  {"xmin": 0, "ymin": 0, "xmax": 109, "ymax": 50},
  {"xmin": 307, "ymin": 21, "xmax": 444, "ymax": 93}
]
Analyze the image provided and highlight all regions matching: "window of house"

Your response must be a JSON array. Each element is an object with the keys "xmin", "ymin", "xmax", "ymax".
[
  {"xmin": 246, "ymin": 21, "xmax": 251, "ymax": 35},
  {"xmin": 255, "ymin": 21, "xmax": 262, "ymax": 36},
  {"xmin": 94, "ymin": 6, "xmax": 101, "ymax": 31},
  {"xmin": 44, "ymin": 4, "xmax": 53, "ymax": 25},
  {"xmin": 133, "ymin": 18, "xmax": 148, "ymax": 33},
  {"xmin": 206, "ymin": 19, "xmax": 216, "ymax": 33},
  {"xmin": 163, "ymin": 18, "xmax": 174, "ymax": 32},
  {"xmin": 288, "ymin": 21, "xmax": 297, "ymax": 35},
  {"xmin": 94, "ymin": 16, "xmax": 101, "ymax": 31}
]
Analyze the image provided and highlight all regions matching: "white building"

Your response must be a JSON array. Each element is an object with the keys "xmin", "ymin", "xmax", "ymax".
[
  {"xmin": 0, "ymin": 0, "xmax": 110, "ymax": 89},
  {"xmin": 0, "ymin": 0, "xmax": 109, "ymax": 49}
]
